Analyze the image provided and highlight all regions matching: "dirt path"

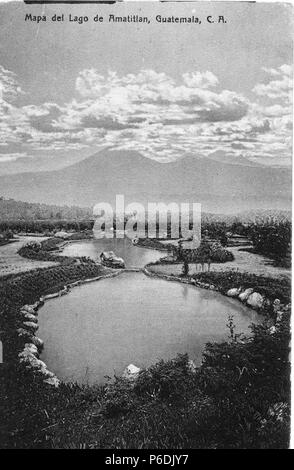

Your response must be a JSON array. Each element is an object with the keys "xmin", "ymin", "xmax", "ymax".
[
  {"xmin": 0, "ymin": 236, "xmax": 57, "ymax": 277},
  {"xmin": 220, "ymin": 245, "xmax": 291, "ymax": 279}
]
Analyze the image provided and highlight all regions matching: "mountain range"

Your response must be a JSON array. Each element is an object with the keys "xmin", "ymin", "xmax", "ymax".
[{"xmin": 0, "ymin": 150, "xmax": 291, "ymax": 213}]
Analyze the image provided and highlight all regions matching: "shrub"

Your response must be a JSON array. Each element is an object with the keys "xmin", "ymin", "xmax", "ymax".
[
  {"xmin": 249, "ymin": 221, "xmax": 291, "ymax": 261},
  {"xmin": 192, "ymin": 270, "xmax": 291, "ymax": 304}
]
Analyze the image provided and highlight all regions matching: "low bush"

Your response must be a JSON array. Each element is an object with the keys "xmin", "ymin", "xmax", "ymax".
[
  {"xmin": 17, "ymin": 238, "xmax": 73, "ymax": 264},
  {"xmin": 1, "ymin": 309, "xmax": 290, "ymax": 449},
  {"xmin": 192, "ymin": 271, "xmax": 291, "ymax": 304}
]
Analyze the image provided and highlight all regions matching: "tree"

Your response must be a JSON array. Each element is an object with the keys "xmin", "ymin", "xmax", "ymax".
[
  {"xmin": 195, "ymin": 240, "xmax": 212, "ymax": 271},
  {"xmin": 249, "ymin": 221, "xmax": 291, "ymax": 261},
  {"xmin": 176, "ymin": 240, "xmax": 190, "ymax": 276},
  {"xmin": 182, "ymin": 258, "xmax": 189, "ymax": 276}
]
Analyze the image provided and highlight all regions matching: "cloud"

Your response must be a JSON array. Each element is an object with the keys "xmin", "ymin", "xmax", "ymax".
[
  {"xmin": 249, "ymin": 119, "xmax": 271, "ymax": 135},
  {"xmin": 26, "ymin": 104, "xmax": 63, "ymax": 133},
  {"xmin": 253, "ymin": 64, "xmax": 292, "ymax": 101},
  {"xmin": 0, "ymin": 65, "xmax": 23, "ymax": 102},
  {"xmin": 0, "ymin": 152, "xmax": 27, "ymax": 162},
  {"xmin": 57, "ymin": 69, "xmax": 248, "ymax": 134},
  {"xmin": 0, "ymin": 65, "xmax": 292, "ymax": 167},
  {"xmin": 262, "ymin": 64, "xmax": 292, "ymax": 77},
  {"xmin": 80, "ymin": 115, "xmax": 139, "ymax": 130},
  {"xmin": 183, "ymin": 71, "xmax": 219, "ymax": 89}
]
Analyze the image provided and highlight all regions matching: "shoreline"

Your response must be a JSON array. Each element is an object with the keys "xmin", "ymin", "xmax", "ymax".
[
  {"xmin": 143, "ymin": 265, "xmax": 274, "ymax": 314},
  {"xmin": 16, "ymin": 268, "xmax": 123, "ymax": 388},
  {"xmin": 14, "ymin": 261, "xmax": 284, "ymax": 389},
  {"xmin": 1, "ymin": 237, "xmax": 289, "ymax": 388},
  {"xmin": 1, "ymin": 236, "xmax": 291, "ymax": 449}
]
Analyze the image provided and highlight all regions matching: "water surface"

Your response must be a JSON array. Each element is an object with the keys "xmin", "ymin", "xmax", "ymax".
[
  {"xmin": 39, "ymin": 272, "xmax": 260, "ymax": 385},
  {"xmin": 61, "ymin": 238, "xmax": 163, "ymax": 267}
]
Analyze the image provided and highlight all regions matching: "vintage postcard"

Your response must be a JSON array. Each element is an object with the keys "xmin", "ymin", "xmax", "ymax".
[{"xmin": 0, "ymin": 0, "xmax": 292, "ymax": 451}]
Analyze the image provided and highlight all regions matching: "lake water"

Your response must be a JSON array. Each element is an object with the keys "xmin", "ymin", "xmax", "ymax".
[
  {"xmin": 61, "ymin": 238, "xmax": 163, "ymax": 267},
  {"xmin": 38, "ymin": 271, "xmax": 260, "ymax": 385}
]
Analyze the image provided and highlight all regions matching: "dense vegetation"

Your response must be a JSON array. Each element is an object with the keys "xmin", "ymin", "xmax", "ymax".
[
  {"xmin": 1, "ymin": 308, "xmax": 290, "ymax": 449},
  {"xmin": 137, "ymin": 238, "xmax": 234, "ymax": 264},
  {"xmin": 17, "ymin": 236, "xmax": 92, "ymax": 263},
  {"xmin": 192, "ymin": 271, "xmax": 291, "ymax": 306},
  {"xmin": 17, "ymin": 240, "xmax": 70, "ymax": 263},
  {"xmin": 177, "ymin": 240, "xmax": 234, "ymax": 266},
  {"xmin": 0, "ymin": 219, "xmax": 94, "ymax": 236},
  {"xmin": 135, "ymin": 237, "xmax": 176, "ymax": 252},
  {"xmin": 0, "ymin": 196, "xmax": 92, "ymax": 221},
  {"xmin": 1, "ymin": 198, "xmax": 291, "ymax": 257},
  {"xmin": 193, "ymin": 220, "xmax": 291, "ymax": 268},
  {"xmin": 249, "ymin": 221, "xmax": 291, "ymax": 264}
]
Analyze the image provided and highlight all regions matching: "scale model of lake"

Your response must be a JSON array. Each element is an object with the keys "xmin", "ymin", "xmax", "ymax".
[{"xmin": 39, "ymin": 241, "xmax": 260, "ymax": 384}]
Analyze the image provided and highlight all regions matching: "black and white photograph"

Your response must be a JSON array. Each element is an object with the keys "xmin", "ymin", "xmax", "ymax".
[{"xmin": 0, "ymin": 0, "xmax": 292, "ymax": 450}]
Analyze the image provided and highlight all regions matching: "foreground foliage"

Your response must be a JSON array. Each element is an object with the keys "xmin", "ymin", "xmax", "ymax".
[
  {"xmin": 1, "ymin": 309, "xmax": 290, "ymax": 449},
  {"xmin": 192, "ymin": 271, "xmax": 291, "ymax": 305}
]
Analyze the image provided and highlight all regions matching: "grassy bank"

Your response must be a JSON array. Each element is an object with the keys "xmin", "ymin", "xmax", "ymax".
[
  {"xmin": 134, "ymin": 237, "xmax": 175, "ymax": 252},
  {"xmin": 0, "ymin": 261, "xmax": 111, "ymax": 360},
  {"xmin": 191, "ymin": 271, "xmax": 291, "ymax": 305},
  {"xmin": 147, "ymin": 262, "xmax": 291, "ymax": 312},
  {"xmin": 17, "ymin": 237, "xmax": 78, "ymax": 263}
]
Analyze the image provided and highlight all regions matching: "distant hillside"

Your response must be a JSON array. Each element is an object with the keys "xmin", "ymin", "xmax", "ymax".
[
  {"xmin": 0, "ymin": 196, "xmax": 290, "ymax": 228},
  {"xmin": 202, "ymin": 209, "xmax": 291, "ymax": 225},
  {"xmin": 233, "ymin": 209, "xmax": 291, "ymax": 224},
  {"xmin": 0, "ymin": 197, "xmax": 92, "ymax": 221},
  {"xmin": 0, "ymin": 150, "xmax": 291, "ymax": 213}
]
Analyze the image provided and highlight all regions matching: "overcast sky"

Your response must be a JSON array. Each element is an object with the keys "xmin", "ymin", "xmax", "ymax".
[{"xmin": 0, "ymin": 1, "xmax": 292, "ymax": 175}]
